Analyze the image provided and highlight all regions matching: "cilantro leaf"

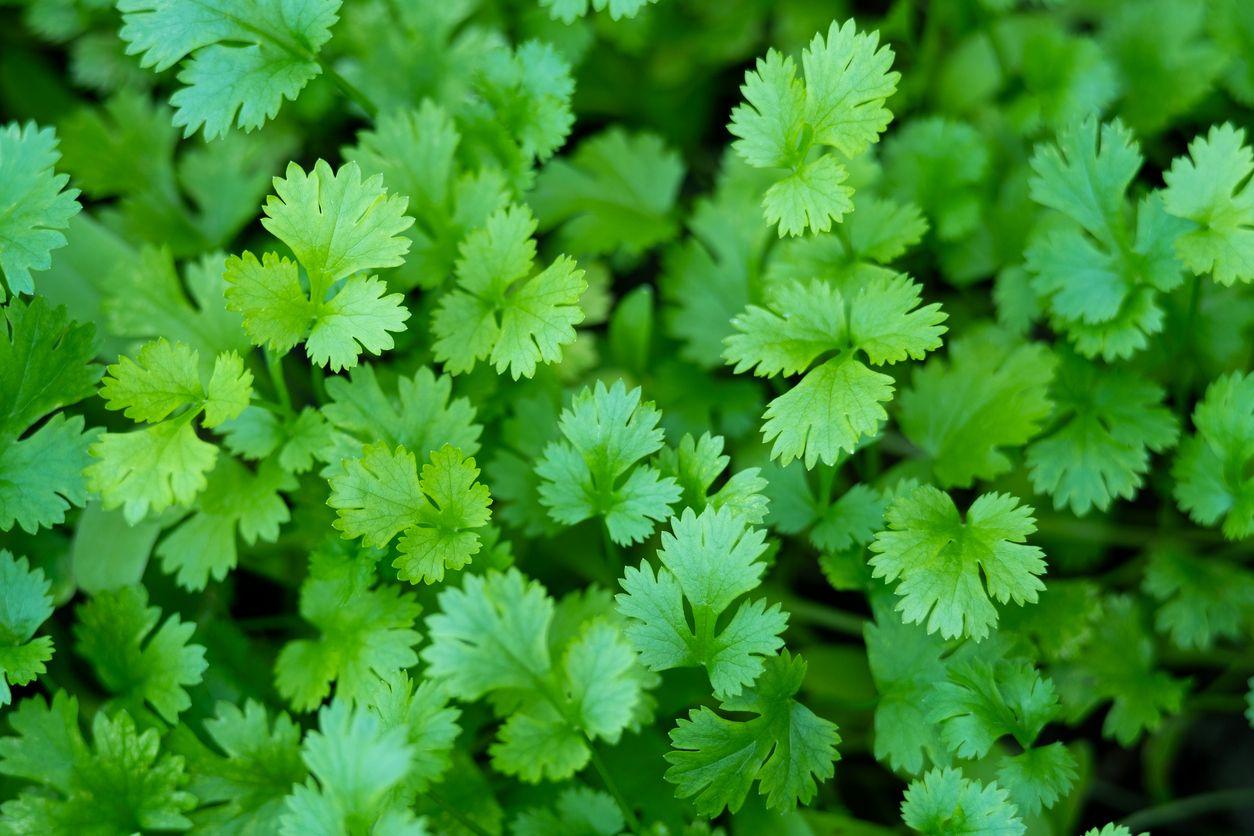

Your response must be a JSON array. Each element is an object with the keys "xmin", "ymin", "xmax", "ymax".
[
  {"xmin": 1026, "ymin": 118, "xmax": 1187, "ymax": 360},
  {"xmin": 321, "ymin": 364, "xmax": 482, "ymax": 464},
  {"xmin": 74, "ymin": 585, "xmax": 208, "ymax": 723},
  {"xmin": 882, "ymin": 117, "xmax": 990, "ymax": 242},
  {"xmin": 1172, "ymin": 371, "xmax": 1254, "ymax": 540},
  {"xmin": 226, "ymin": 160, "xmax": 414, "ymax": 371},
  {"xmin": 156, "ymin": 457, "xmax": 295, "ymax": 590},
  {"xmin": 899, "ymin": 327, "xmax": 1056, "ymax": 489},
  {"xmin": 86, "ymin": 339, "xmax": 254, "ymax": 523},
  {"xmin": 280, "ymin": 699, "xmax": 421, "ymax": 836},
  {"xmin": 1027, "ymin": 351, "xmax": 1178, "ymax": 515},
  {"xmin": 0, "ymin": 693, "xmax": 196, "ymax": 833},
  {"xmin": 328, "ymin": 442, "xmax": 492, "ymax": 584},
  {"xmin": 665, "ymin": 652, "xmax": 840, "ymax": 816},
  {"xmin": 0, "ymin": 122, "xmax": 81, "ymax": 299},
  {"xmin": 275, "ymin": 549, "xmax": 422, "ymax": 711},
  {"xmin": 432, "ymin": 203, "xmax": 587, "ymax": 379},
  {"xmin": 617, "ymin": 505, "xmax": 786, "ymax": 698},
  {"xmin": 117, "ymin": 0, "xmax": 341, "ymax": 139},
  {"xmin": 513, "ymin": 786, "xmax": 624, "ymax": 835},
  {"xmin": 344, "ymin": 102, "xmax": 509, "ymax": 291},
  {"xmin": 1144, "ymin": 548, "xmax": 1254, "ymax": 650},
  {"xmin": 653, "ymin": 432, "xmax": 770, "ymax": 526},
  {"xmin": 540, "ymin": 0, "xmax": 656, "ymax": 22},
  {"xmin": 0, "ymin": 297, "xmax": 101, "ymax": 533},
  {"xmin": 531, "ymin": 129, "xmax": 684, "ymax": 257},
  {"xmin": 180, "ymin": 700, "xmax": 307, "ymax": 834},
  {"xmin": 537, "ymin": 380, "xmax": 681, "ymax": 545},
  {"xmin": 423, "ymin": 570, "xmax": 648, "ymax": 782},
  {"xmin": 870, "ymin": 487, "xmax": 1046, "ymax": 641},
  {"xmin": 729, "ymin": 20, "xmax": 899, "ymax": 236},
  {"xmin": 1162, "ymin": 123, "xmax": 1254, "ymax": 286},
  {"xmin": 360, "ymin": 671, "xmax": 460, "ymax": 796},
  {"xmin": 725, "ymin": 273, "xmax": 946, "ymax": 468},
  {"xmin": 901, "ymin": 768, "xmax": 1024, "ymax": 836},
  {"xmin": 0, "ymin": 551, "xmax": 54, "ymax": 707},
  {"xmin": 1051, "ymin": 595, "xmax": 1188, "ymax": 745}
]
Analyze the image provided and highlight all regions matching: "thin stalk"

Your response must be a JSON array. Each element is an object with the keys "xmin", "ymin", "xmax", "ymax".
[
  {"xmin": 425, "ymin": 787, "xmax": 492, "ymax": 836},
  {"xmin": 780, "ymin": 596, "xmax": 867, "ymax": 638},
  {"xmin": 320, "ymin": 63, "xmax": 378, "ymax": 119},
  {"xmin": 1119, "ymin": 788, "xmax": 1254, "ymax": 831},
  {"xmin": 587, "ymin": 741, "xmax": 642, "ymax": 833},
  {"xmin": 265, "ymin": 349, "xmax": 293, "ymax": 415}
]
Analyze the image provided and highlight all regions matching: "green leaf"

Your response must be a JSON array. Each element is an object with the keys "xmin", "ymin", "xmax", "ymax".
[
  {"xmin": 279, "ymin": 700, "xmax": 420, "ymax": 836},
  {"xmin": 1162, "ymin": 123, "xmax": 1254, "ymax": 285},
  {"xmin": 275, "ymin": 549, "xmax": 422, "ymax": 712},
  {"xmin": 0, "ymin": 297, "xmax": 101, "ymax": 533},
  {"xmin": 540, "ymin": 0, "xmax": 656, "ymax": 23},
  {"xmin": 900, "ymin": 327, "xmax": 1056, "ymax": 488},
  {"xmin": 996, "ymin": 742, "xmax": 1079, "ymax": 817},
  {"xmin": 1027, "ymin": 351, "xmax": 1178, "ymax": 514},
  {"xmin": 729, "ymin": 20, "xmax": 899, "ymax": 236},
  {"xmin": 117, "ymin": 0, "xmax": 341, "ymax": 139},
  {"xmin": 537, "ymin": 380, "xmax": 681, "ymax": 545},
  {"xmin": 156, "ymin": 457, "xmax": 295, "ymax": 590},
  {"xmin": 513, "ymin": 786, "xmax": 624, "ymax": 836},
  {"xmin": 531, "ymin": 128, "xmax": 684, "ymax": 257},
  {"xmin": 322, "ymin": 364, "xmax": 482, "ymax": 463},
  {"xmin": 1143, "ymin": 548, "xmax": 1254, "ymax": 650},
  {"xmin": 653, "ymin": 431, "xmax": 770, "ymax": 526},
  {"xmin": 86, "ymin": 417, "xmax": 220, "ymax": 525},
  {"xmin": 900, "ymin": 768, "xmax": 1024, "ymax": 836},
  {"xmin": 329, "ymin": 443, "xmax": 492, "ymax": 584},
  {"xmin": 0, "ymin": 693, "xmax": 196, "ymax": 834},
  {"xmin": 359, "ymin": 671, "xmax": 460, "ymax": 796},
  {"xmin": 927, "ymin": 655, "xmax": 1062, "ymax": 757},
  {"xmin": 0, "ymin": 122, "xmax": 81, "ymax": 298},
  {"xmin": 725, "ymin": 274, "xmax": 946, "ymax": 468},
  {"xmin": 181, "ymin": 700, "xmax": 307, "ymax": 835},
  {"xmin": 617, "ymin": 505, "xmax": 786, "ymax": 698},
  {"xmin": 1172, "ymin": 371, "xmax": 1254, "ymax": 539},
  {"xmin": 0, "ymin": 551, "xmax": 54, "ymax": 707},
  {"xmin": 1025, "ymin": 118, "xmax": 1187, "ymax": 360},
  {"xmin": 74, "ymin": 585, "xmax": 208, "ymax": 723},
  {"xmin": 226, "ymin": 160, "xmax": 414, "ymax": 371},
  {"xmin": 665, "ymin": 652, "xmax": 840, "ymax": 816},
  {"xmin": 432, "ymin": 203, "xmax": 587, "ymax": 379},
  {"xmin": 870, "ymin": 487, "xmax": 1046, "ymax": 641}
]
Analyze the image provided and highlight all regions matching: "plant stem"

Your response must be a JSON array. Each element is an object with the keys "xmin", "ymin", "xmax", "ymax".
[
  {"xmin": 265, "ymin": 349, "xmax": 293, "ymax": 415},
  {"xmin": 320, "ymin": 63, "xmax": 378, "ymax": 119},
  {"xmin": 586, "ymin": 740, "xmax": 642, "ymax": 833},
  {"xmin": 780, "ymin": 595, "xmax": 867, "ymax": 638},
  {"xmin": 425, "ymin": 787, "xmax": 492, "ymax": 836},
  {"xmin": 1173, "ymin": 274, "xmax": 1203, "ymax": 413},
  {"xmin": 1119, "ymin": 788, "xmax": 1254, "ymax": 831}
]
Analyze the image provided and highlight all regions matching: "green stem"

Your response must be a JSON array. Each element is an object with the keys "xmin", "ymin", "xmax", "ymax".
[
  {"xmin": 425, "ymin": 787, "xmax": 492, "ymax": 836},
  {"xmin": 779, "ymin": 596, "xmax": 867, "ymax": 638},
  {"xmin": 265, "ymin": 349, "xmax": 293, "ymax": 415},
  {"xmin": 320, "ymin": 63, "xmax": 378, "ymax": 119},
  {"xmin": 1119, "ymin": 788, "xmax": 1254, "ymax": 831},
  {"xmin": 586, "ymin": 741, "xmax": 642, "ymax": 833}
]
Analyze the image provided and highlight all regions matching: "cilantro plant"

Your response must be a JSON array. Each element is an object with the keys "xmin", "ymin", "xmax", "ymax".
[{"xmin": 0, "ymin": 1, "xmax": 1252, "ymax": 834}]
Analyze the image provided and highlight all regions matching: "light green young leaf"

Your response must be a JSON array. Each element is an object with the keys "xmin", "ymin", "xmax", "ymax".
[
  {"xmin": 329, "ymin": 443, "xmax": 492, "ymax": 584},
  {"xmin": 870, "ymin": 487, "xmax": 1046, "ymax": 641},
  {"xmin": 432, "ymin": 204, "xmax": 586, "ymax": 379},
  {"xmin": 537, "ymin": 380, "xmax": 681, "ymax": 545},
  {"xmin": 617, "ymin": 505, "xmax": 786, "ymax": 698},
  {"xmin": 729, "ymin": 20, "xmax": 899, "ymax": 236},
  {"xmin": 725, "ymin": 273, "xmax": 946, "ymax": 468}
]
